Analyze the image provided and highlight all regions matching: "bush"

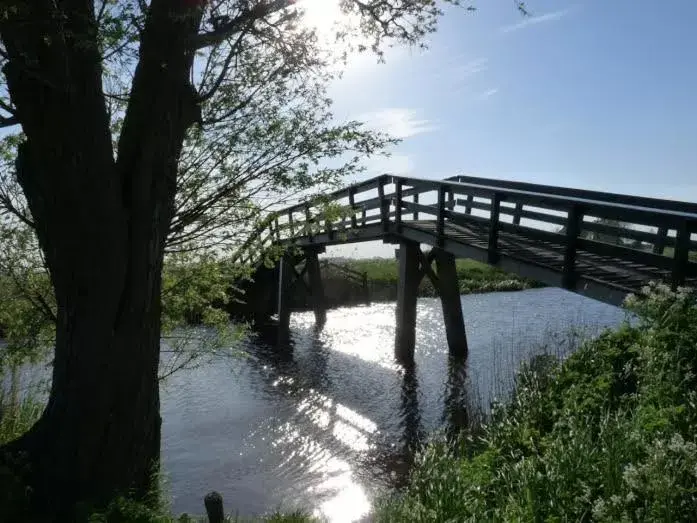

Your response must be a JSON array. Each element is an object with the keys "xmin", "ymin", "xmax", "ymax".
[{"xmin": 377, "ymin": 283, "xmax": 697, "ymax": 522}]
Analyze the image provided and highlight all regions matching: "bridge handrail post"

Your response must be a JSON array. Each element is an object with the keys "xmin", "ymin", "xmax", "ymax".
[
  {"xmin": 305, "ymin": 204, "xmax": 314, "ymax": 243},
  {"xmin": 395, "ymin": 179, "xmax": 403, "ymax": 232},
  {"xmin": 349, "ymin": 186, "xmax": 358, "ymax": 229},
  {"xmin": 672, "ymin": 220, "xmax": 692, "ymax": 289},
  {"xmin": 378, "ymin": 177, "xmax": 389, "ymax": 232},
  {"xmin": 464, "ymin": 194, "xmax": 473, "ymax": 215},
  {"xmin": 487, "ymin": 192, "xmax": 502, "ymax": 263},
  {"xmin": 653, "ymin": 226, "xmax": 668, "ymax": 255},
  {"xmin": 562, "ymin": 204, "xmax": 584, "ymax": 290},
  {"xmin": 436, "ymin": 185, "xmax": 446, "ymax": 246},
  {"xmin": 273, "ymin": 216, "xmax": 280, "ymax": 242},
  {"xmin": 512, "ymin": 202, "xmax": 524, "ymax": 225},
  {"xmin": 413, "ymin": 192, "xmax": 419, "ymax": 221}
]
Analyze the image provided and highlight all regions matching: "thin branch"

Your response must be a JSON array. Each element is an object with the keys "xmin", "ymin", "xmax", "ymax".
[
  {"xmin": 192, "ymin": 0, "xmax": 295, "ymax": 50},
  {"xmin": 0, "ymin": 116, "xmax": 19, "ymax": 127},
  {"xmin": 197, "ymin": 26, "xmax": 251, "ymax": 102}
]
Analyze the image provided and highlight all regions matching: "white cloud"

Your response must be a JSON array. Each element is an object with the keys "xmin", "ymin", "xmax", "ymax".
[
  {"xmin": 499, "ymin": 9, "xmax": 571, "ymax": 34},
  {"xmin": 357, "ymin": 108, "xmax": 437, "ymax": 139},
  {"xmin": 478, "ymin": 88, "xmax": 500, "ymax": 100},
  {"xmin": 450, "ymin": 57, "xmax": 489, "ymax": 83}
]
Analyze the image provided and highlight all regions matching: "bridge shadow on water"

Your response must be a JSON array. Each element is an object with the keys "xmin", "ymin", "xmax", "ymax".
[{"xmin": 244, "ymin": 321, "xmax": 474, "ymax": 493}]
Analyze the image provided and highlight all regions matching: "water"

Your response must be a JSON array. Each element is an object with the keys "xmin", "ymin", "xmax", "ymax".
[{"xmin": 160, "ymin": 288, "xmax": 628, "ymax": 521}]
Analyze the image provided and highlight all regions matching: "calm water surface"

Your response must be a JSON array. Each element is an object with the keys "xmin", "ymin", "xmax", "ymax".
[{"xmin": 160, "ymin": 288, "xmax": 628, "ymax": 521}]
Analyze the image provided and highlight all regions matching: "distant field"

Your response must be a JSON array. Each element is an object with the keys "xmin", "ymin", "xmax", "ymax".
[{"xmin": 324, "ymin": 257, "xmax": 541, "ymax": 299}]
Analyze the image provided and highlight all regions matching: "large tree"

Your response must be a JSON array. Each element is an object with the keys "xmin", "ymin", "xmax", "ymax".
[{"xmin": 0, "ymin": 0, "xmax": 461, "ymax": 517}]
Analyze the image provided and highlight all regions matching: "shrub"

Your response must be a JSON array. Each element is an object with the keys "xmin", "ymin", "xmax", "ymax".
[{"xmin": 377, "ymin": 283, "xmax": 697, "ymax": 522}]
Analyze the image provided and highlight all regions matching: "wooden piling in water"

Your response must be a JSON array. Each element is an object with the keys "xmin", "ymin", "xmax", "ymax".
[
  {"xmin": 395, "ymin": 241, "xmax": 421, "ymax": 365},
  {"xmin": 304, "ymin": 247, "xmax": 327, "ymax": 328},
  {"xmin": 434, "ymin": 250, "xmax": 468, "ymax": 358}
]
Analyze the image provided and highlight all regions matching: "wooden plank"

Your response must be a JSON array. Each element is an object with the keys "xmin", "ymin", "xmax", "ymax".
[
  {"xmin": 402, "ymin": 200, "xmax": 440, "ymax": 217},
  {"xmin": 576, "ymin": 237, "xmax": 675, "ymax": 271},
  {"xmin": 454, "ymin": 198, "xmax": 492, "ymax": 214},
  {"xmin": 517, "ymin": 208, "xmax": 568, "ymax": 227},
  {"xmin": 581, "ymin": 220, "xmax": 670, "ymax": 246},
  {"xmin": 449, "ymin": 174, "xmax": 697, "ymax": 216}
]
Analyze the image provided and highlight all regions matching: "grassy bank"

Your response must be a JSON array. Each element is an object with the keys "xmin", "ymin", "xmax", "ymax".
[
  {"xmin": 330, "ymin": 257, "xmax": 541, "ymax": 301},
  {"xmin": 377, "ymin": 283, "xmax": 697, "ymax": 522}
]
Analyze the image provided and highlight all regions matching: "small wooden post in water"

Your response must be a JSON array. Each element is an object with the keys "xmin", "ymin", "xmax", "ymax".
[
  {"xmin": 204, "ymin": 491, "xmax": 224, "ymax": 523},
  {"xmin": 277, "ymin": 256, "xmax": 291, "ymax": 343}
]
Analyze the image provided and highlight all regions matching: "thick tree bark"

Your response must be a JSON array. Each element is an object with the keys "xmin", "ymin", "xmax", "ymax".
[{"xmin": 0, "ymin": 0, "xmax": 203, "ymax": 518}]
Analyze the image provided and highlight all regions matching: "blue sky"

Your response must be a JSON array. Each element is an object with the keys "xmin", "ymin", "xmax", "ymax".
[{"xmin": 326, "ymin": 0, "xmax": 697, "ymax": 202}]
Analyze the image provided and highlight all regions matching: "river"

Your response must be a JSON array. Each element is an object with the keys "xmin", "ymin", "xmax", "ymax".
[{"xmin": 160, "ymin": 288, "xmax": 628, "ymax": 521}]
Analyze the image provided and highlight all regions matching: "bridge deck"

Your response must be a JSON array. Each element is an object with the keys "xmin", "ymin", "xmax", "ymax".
[{"xmin": 235, "ymin": 175, "xmax": 697, "ymax": 306}]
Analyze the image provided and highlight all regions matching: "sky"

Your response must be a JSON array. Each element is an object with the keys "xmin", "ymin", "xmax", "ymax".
[
  {"xmin": 312, "ymin": 0, "xmax": 697, "ymax": 257},
  {"xmin": 323, "ymin": 0, "xmax": 697, "ymax": 200}
]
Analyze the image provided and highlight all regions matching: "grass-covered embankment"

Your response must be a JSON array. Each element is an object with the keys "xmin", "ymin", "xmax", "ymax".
[
  {"xmin": 329, "ymin": 257, "xmax": 541, "ymax": 303},
  {"xmin": 377, "ymin": 282, "xmax": 697, "ymax": 522}
]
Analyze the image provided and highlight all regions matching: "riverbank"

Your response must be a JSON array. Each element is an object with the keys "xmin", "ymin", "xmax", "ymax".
[{"xmin": 376, "ymin": 283, "xmax": 697, "ymax": 522}]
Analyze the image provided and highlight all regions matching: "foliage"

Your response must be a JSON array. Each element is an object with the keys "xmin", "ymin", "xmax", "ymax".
[
  {"xmin": 377, "ymin": 282, "xmax": 697, "ymax": 522},
  {"xmin": 0, "ymin": 216, "xmax": 250, "ymax": 381},
  {"xmin": 0, "ymin": 217, "xmax": 55, "ymax": 369}
]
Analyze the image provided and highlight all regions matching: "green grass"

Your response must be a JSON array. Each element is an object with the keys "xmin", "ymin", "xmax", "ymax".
[
  {"xmin": 0, "ymin": 386, "xmax": 43, "ymax": 446},
  {"xmin": 332, "ymin": 257, "xmax": 540, "ymax": 298},
  {"xmin": 376, "ymin": 282, "xmax": 697, "ymax": 522},
  {"xmin": 658, "ymin": 245, "xmax": 697, "ymax": 262}
]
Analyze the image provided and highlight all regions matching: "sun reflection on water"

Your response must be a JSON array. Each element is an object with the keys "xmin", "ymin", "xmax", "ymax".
[{"xmin": 261, "ymin": 374, "xmax": 382, "ymax": 522}]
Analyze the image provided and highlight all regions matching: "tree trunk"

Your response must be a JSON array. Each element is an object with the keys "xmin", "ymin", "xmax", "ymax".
[{"xmin": 0, "ymin": 1, "xmax": 204, "ymax": 518}]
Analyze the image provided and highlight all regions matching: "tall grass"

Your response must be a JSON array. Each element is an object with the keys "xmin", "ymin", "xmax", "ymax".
[
  {"xmin": 377, "ymin": 283, "xmax": 697, "ymax": 522},
  {"xmin": 0, "ymin": 365, "xmax": 43, "ymax": 445}
]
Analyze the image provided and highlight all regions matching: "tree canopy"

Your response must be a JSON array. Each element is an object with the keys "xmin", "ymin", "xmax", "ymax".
[{"xmin": 0, "ymin": 0, "xmax": 483, "ymax": 518}]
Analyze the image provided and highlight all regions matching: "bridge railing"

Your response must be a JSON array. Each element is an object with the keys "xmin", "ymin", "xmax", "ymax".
[{"xmin": 240, "ymin": 174, "xmax": 697, "ymax": 288}]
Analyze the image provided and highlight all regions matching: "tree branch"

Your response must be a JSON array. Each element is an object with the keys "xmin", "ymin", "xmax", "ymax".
[{"xmin": 192, "ymin": 0, "xmax": 295, "ymax": 50}]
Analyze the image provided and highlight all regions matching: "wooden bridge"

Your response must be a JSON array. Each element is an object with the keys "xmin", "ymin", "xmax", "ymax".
[{"xmin": 234, "ymin": 174, "xmax": 697, "ymax": 365}]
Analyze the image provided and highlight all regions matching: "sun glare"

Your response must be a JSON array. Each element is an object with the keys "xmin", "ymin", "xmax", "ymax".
[{"xmin": 298, "ymin": 0, "xmax": 343, "ymax": 32}]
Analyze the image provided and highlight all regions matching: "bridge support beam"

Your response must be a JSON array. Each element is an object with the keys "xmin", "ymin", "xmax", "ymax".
[
  {"xmin": 395, "ymin": 241, "xmax": 422, "ymax": 365},
  {"xmin": 434, "ymin": 250, "xmax": 468, "ymax": 358},
  {"xmin": 305, "ymin": 247, "xmax": 327, "ymax": 328}
]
